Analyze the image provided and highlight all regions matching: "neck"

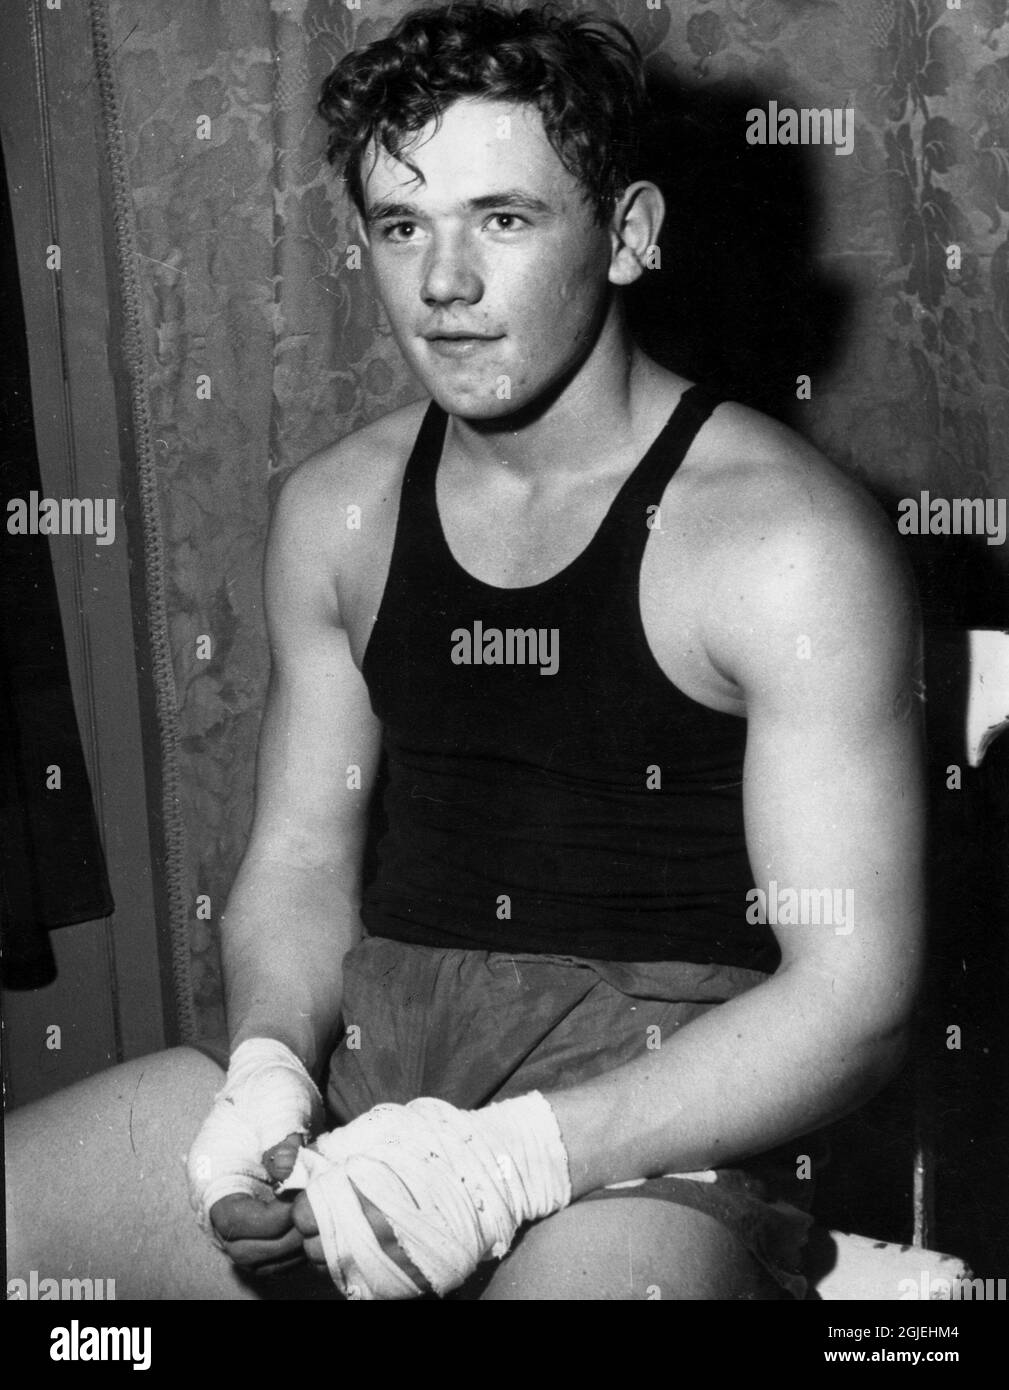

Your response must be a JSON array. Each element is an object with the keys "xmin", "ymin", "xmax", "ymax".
[{"xmin": 444, "ymin": 304, "xmax": 662, "ymax": 482}]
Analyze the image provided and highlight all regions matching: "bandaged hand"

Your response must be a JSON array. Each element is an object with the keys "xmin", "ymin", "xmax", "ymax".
[
  {"xmin": 281, "ymin": 1092, "xmax": 572, "ymax": 1300},
  {"xmin": 185, "ymin": 1037, "xmax": 323, "ymax": 1242}
]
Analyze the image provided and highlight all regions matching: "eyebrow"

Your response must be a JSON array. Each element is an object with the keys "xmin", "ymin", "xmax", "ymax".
[{"xmin": 365, "ymin": 190, "xmax": 555, "ymax": 222}]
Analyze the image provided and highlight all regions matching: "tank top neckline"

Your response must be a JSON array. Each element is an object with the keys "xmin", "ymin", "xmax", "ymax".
[{"xmin": 415, "ymin": 383, "xmax": 710, "ymax": 597}]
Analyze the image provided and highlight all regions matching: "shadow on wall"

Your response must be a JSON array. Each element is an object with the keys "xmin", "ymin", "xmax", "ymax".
[
  {"xmin": 627, "ymin": 69, "xmax": 853, "ymax": 425},
  {"xmin": 632, "ymin": 68, "xmax": 1008, "ymax": 628}
]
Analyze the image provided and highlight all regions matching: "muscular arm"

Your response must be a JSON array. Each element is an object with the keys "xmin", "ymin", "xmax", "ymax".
[
  {"xmin": 222, "ymin": 457, "xmax": 381, "ymax": 1072},
  {"xmin": 548, "ymin": 475, "xmax": 925, "ymax": 1197}
]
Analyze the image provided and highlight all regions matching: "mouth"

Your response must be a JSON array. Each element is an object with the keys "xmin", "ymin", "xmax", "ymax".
[{"xmin": 422, "ymin": 332, "xmax": 503, "ymax": 359}]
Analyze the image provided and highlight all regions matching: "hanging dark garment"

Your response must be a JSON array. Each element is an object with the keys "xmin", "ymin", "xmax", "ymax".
[{"xmin": 0, "ymin": 144, "xmax": 114, "ymax": 989}]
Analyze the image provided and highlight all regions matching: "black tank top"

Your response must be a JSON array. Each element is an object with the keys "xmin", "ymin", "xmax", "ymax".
[{"xmin": 360, "ymin": 385, "xmax": 779, "ymax": 971}]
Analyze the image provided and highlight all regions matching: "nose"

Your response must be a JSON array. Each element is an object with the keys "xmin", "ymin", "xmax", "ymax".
[{"xmin": 421, "ymin": 229, "xmax": 483, "ymax": 307}]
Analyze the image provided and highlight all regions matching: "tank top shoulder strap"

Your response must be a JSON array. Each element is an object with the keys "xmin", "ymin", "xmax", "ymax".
[
  {"xmin": 617, "ymin": 382, "xmax": 726, "ymax": 516},
  {"xmin": 389, "ymin": 399, "xmax": 450, "ymax": 570},
  {"xmin": 578, "ymin": 382, "xmax": 726, "ymax": 587},
  {"xmin": 400, "ymin": 399, "xmax": 448, "ymax": 496}
]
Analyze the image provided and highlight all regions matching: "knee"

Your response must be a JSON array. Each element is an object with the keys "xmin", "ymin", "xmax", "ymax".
[
  {"xmin": 6, "ymin": 1045, "xmax": 227, "ymax": 1273},
  {"xmin": 481, "ymin": 1198, "xmax": 781, "ymax": 1301}
]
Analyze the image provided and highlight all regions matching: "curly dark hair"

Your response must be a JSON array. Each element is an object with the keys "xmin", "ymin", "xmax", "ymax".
[{"xmin": 318, "ymin": 1, "xmax": 648, "ymax": 225}]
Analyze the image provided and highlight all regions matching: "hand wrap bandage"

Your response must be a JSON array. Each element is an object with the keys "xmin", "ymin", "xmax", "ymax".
[
  {"xmin": 281, "ymin": 1091, "xmax": 572, "ymax": 1300},
  {"xmin": 186, "ymin": 1037, "xmax": 323, "ymax": 1238}
]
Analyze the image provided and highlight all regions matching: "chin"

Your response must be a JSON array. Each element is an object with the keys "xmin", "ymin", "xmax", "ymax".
[
  {"xmin": 419, "ymin": 377, "xmax": 530, "ymax": 421},
  {"xmin": 437, "ymin": 393, "xmax": 526, "ymax": 422}
]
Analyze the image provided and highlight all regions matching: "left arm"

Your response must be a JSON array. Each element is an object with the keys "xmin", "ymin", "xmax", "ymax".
[{"xmin": 548, "ymin": 487, "xmax": 926, "ymax": 1197}]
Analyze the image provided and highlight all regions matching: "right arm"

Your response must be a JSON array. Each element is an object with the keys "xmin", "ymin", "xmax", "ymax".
[
  {"xmin": 204, "ymin": 450, "xmax": 383, "ymax": 1269},
  {"xmin": 222, "ymin": 454, "xmax": 382, "ymax": 1073}
]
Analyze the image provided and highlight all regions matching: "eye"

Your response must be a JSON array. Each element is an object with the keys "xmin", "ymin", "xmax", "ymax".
[
  {"xmin": 488, "ymin": 213, "xmax": 527, "ymax": 232},
  {"xmin": 380, "ymin": 221, "xmax": 418, "ymax": 242}
]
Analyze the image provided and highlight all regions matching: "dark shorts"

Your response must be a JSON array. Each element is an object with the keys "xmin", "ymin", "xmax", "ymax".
[{"xmin": 320, "ymin": 935, "xmax": 821, "ymax": 1299}]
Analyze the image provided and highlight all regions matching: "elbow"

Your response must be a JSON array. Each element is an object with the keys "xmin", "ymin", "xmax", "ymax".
[
  {"xmin": 844, "ymin": 1009, "xmax": 916, "ymax": 1106},
  {"xmin": 827, "ymin": 951, "xmax": 924, "ymax": 1099},
  {"xmin": 868, "ymin": 1018, "xmax": 914, "ymax": 1088}
]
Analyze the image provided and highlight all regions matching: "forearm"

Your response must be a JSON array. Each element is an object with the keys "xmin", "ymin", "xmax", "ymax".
[
  {"xmin": 223, "ymin": 853, "xmax": 362, "ymax": 1074},
  {"xmin": 547, "ymin": 965, "xmax": 913, "ymax": 1199}
]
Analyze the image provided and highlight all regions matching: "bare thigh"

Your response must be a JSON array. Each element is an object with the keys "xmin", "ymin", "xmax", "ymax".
[
  {"xmin": 5, "ymin": 1046, "xmax": 264, "ymax": 1300},
  {"xmin": 480, "ymin": 1198, "xmax": 787, "ymax": 1301}
]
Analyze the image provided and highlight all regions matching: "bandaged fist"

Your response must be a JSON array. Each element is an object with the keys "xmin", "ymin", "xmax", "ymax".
[
  {"xmin": 208, "ymin": 1135, "xmax": 307, "ymax": 1278},
  {"xmin": 185, "ymin": 1038, "xmax": 323, "ymax": 1262},
  {"xmin": 291, "ymin": 1187, "xmax": 432, "ymax": 1292},
  {"xmin": 280, "ymin": 1092, "xmax": 572, "ymax": 1300}
]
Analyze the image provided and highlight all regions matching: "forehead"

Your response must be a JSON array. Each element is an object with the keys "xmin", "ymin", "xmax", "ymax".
[{"xmin": 361, "ymin": 97, "xmax": 583, "ymax": 211}]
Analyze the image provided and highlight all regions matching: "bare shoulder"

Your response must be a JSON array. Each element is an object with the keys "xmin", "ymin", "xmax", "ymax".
[
  {"xmin": 264, "ymin": 398, "xmax": 429, "ymax": 630},
  {"xmin": 273, "ymin": 397, "xmax": 429, "ymax": 526},
  {"xmin": 692, "ymin": 400, "xmax": 889, "ymax": 549},
  {"xmin": 686, "ymin": 401, "xmax": 918, "ymax": 697}
]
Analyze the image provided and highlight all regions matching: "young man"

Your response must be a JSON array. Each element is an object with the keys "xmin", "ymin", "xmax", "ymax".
[{"xmin": 7, "ymin": 1, "xmax": 923, "ymax": 1301}]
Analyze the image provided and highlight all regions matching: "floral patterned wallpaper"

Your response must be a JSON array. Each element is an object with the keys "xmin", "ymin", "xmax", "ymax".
[{"xmin": 102, "ymin": 0, "xmax": 1009, "ymax": 1040}]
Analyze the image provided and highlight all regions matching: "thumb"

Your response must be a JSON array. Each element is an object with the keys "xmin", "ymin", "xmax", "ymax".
[{"xmin": 263, "ymin": 1132, "xmax": 304, "ymax": 1184}]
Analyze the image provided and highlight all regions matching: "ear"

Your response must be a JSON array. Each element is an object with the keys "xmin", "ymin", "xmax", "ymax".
[{"xmin": 607, "ymin": 181, "xmax": 665, "ymax": 287}]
